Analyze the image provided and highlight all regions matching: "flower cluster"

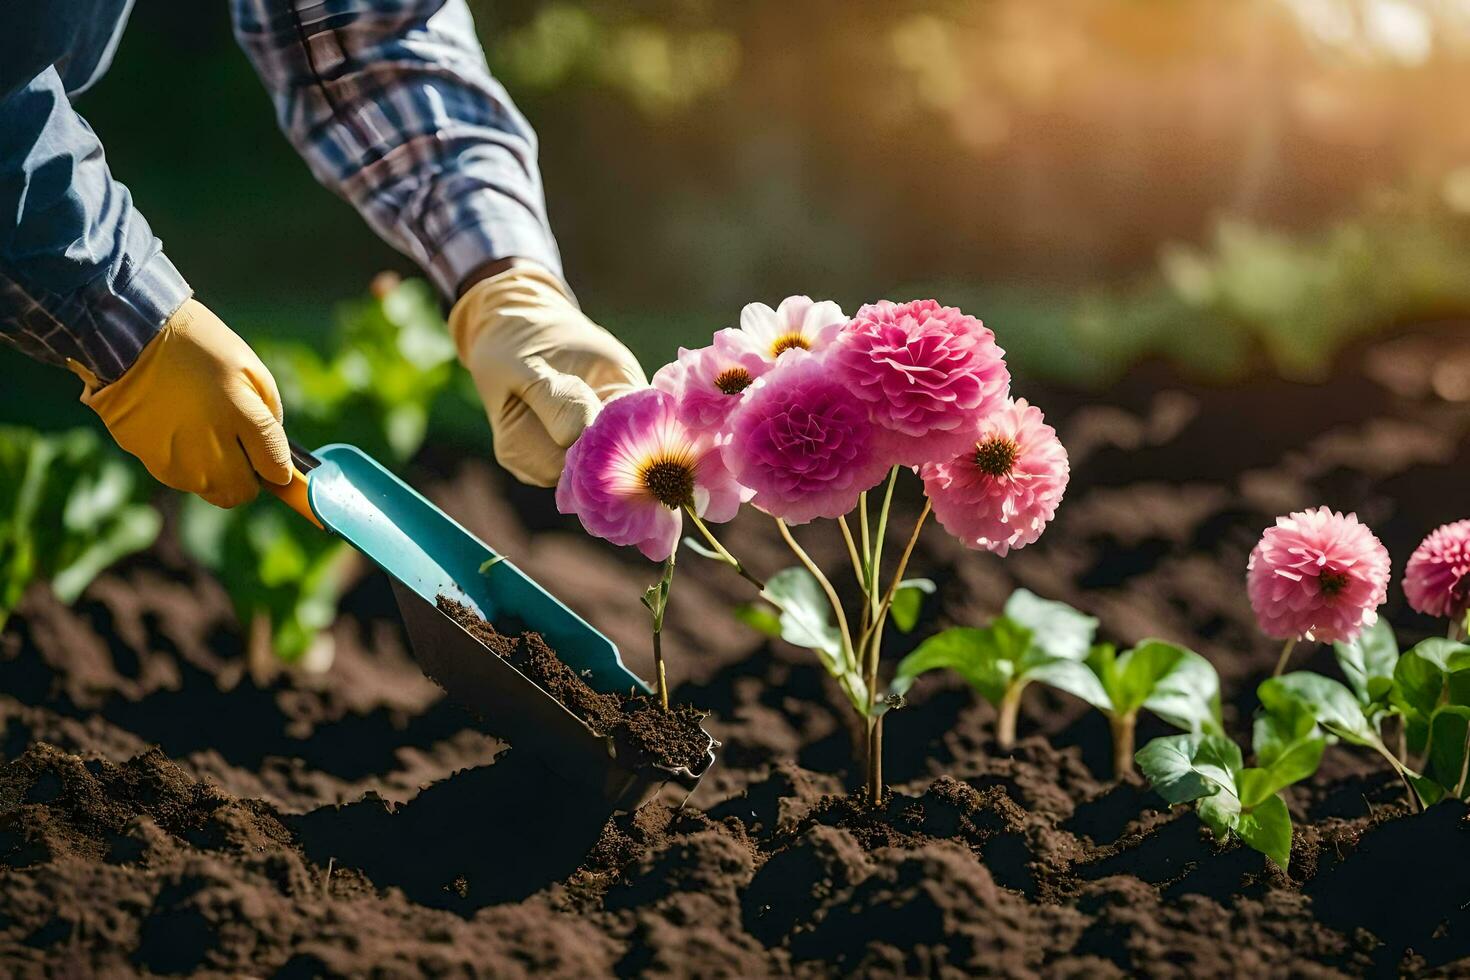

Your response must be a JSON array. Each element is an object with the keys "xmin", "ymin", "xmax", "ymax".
[
  {"xmin": 560, "ymin": 295, "xmax": 1068, "ymax": 559},
  {"xmin": 1247, "ymin": 510, "xmax": 1470, "ymax": 649}
]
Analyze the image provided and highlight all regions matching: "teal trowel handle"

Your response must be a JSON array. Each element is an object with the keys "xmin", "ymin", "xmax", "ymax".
[{"xmin": 263, "ymin": 440, "xmax": 325, "ymax": 530}]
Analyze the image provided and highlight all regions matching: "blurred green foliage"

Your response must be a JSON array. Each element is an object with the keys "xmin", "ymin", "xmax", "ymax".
[{"xmin": 0, "ymin": 427, "xmax": 161, "ymax": 628}]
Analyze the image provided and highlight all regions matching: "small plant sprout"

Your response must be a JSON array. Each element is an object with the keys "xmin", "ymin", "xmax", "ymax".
[
  {"xmin": 1246, "ymin": 507, "xmax": 1390, "ymax": 676},
  {"xmin": 892, "ymin": 591, "xmax": 1222, "ymax": 774},
  {"xmin": 560, "ymin": 295, "xmax": 1069, "ymax": 802},
  {"xmin": 1134, "ymin": 700, "xmax": 1324, "ymax": 871}
]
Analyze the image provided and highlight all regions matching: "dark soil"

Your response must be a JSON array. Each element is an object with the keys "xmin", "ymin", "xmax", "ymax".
[
  {"xmin": 5, "ymin": 324, "xmax": 1470, "ymax": 976},
  {"xmin": 435, "ymin": 594, "xmax": 710, "ymax": 773}
]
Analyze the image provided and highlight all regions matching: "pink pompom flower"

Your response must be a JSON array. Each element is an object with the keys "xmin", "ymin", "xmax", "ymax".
[
  {"xmin": 919, "ymin": 398, "xmax": 1068, "ymax": 556},
  {"xmin": 651, "ymin": 328, "xmax": 771, "ymax": 432},
  {"xmin": 737, "ymin": 296, "xmax": 846, "ymax": 362},
  {"xmin": 557, "ymin": 389, "xmax": 748, "ymax": 561},
  {"xmin": 834, "ymin": 299, "xmax": 1011, "ymax": 466},
  {"xmin": 1246, "ymin": 507, "xmax": 1391, "ymax": 644},
  {"xmin": 1403, "ymin": 519, "xmax": 1470, "ymax": 621},
  {"xmin": 722, "ymin": 349, "xmax": 891, "ymax": 524}
]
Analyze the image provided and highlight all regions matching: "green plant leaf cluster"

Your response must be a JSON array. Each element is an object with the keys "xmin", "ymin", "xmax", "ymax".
[
  {"xmin": 891, "ymin": 590, "xmax": 1103, "ymax": 706},
  {"xmin": 890, "ymin": 590, "xmax": 1221, "ymax": 763},
  {"xmin": 178, "ymin": 277, "xmax": 460, "ymax": 663},
  {"xmin": 0, "ymin": 427, "xmax": 162, "ymax": 628},
  {"xmin": 1134, "ymin": 726, "xmax": 1312, "ymax": 870}
]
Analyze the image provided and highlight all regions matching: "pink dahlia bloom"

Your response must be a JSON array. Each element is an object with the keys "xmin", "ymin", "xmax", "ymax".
[
  {"xmin": 651, "ymin": 328, "xmax": 771, "ymax": 433},
  {"xmin": 919, "ymin": 398, "xmax": 1068, "ymax": 557},
  {"xmin": 833, "ymin": 299, "xmax": 1010, "ymax": 466},
  {"xmin": 1403, "ymin": 519, "xmax": 1470, "ymax": 620},
  {"xmin": 722, "ymin": 350, "xmax": 891, "ymax": 524},
  {"xmin": 737, "ymin": 296, "xmax": 846, "ymax": 363},
  {"xmin": 556, "ymin": 389, "xmax": 748, "ymax": 561},
  {"xmin": 1246, "ymin": 507, "xmax": 1391, "ymax": 644}
]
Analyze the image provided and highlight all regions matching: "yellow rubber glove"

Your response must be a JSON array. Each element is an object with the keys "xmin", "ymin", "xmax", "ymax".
[
  {"xmin": 450, "ymin": 264, "xmax": 646, "ymax": 487},
  {"xmin": 69, "ymin": 299, "xmax": 292, "ymax": 509}
]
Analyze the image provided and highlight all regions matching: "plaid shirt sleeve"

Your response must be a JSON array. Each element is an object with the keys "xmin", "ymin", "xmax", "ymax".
[
  {"xmin": 0, "ymin": 66, "xmax": 192, "ymax": 384},
  {"xmin": 231, "ymin": 0, "xmax": 563, "ymax": 299}
]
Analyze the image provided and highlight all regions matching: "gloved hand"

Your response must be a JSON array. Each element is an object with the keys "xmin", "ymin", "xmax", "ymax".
[
  {"xmin": 69, "ymin": 299, "xmax": 291, "ymax": 508},
  {"xmin": 450, "ymin": 264, "xmax": 646, "ymax": 487}
]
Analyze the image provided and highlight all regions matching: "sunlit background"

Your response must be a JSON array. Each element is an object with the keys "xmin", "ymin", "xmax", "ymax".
[{"xmin": 9, "ymin": 0, "xmax": 1470, "ymax": 426}]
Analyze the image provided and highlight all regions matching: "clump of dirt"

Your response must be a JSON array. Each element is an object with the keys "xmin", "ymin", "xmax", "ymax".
[{"xmin": 436, "ymin": 595, "xmax": 710, "ymax": 773}]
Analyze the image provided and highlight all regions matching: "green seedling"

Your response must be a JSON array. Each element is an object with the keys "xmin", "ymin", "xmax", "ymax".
[
  {"xmin": 891, "ymin": 589, "xmax": 1096, "ymax": 749},
  {"xmin": 0, "ymin": 427, "xmax": 161, "ymax": 628},
  {"xmin": 891, "ymin": 590, "xmax": 1221, "ymax": 772},
  {"xmin": 1136, "ymin": 702, "xmax": 1324, "ymax": 871},
  {"xmin": 1077, "ymin": 640, "xmax": 1223, "ymax": 775}
]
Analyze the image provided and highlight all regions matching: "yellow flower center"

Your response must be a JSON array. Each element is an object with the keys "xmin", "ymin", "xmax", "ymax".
[
  {"xmin": 639, "ymin": 454, "xmax": 697, "ymax": 509},
  {"xmin": 770, "ymin": 332, "xmax": 810, "ymax": 356},
  {"xmin": 974, "ymin": 437, "xmax": 1019, "ymax": 477},
  {"xmin": 714, "ymin": 367, "xmax": 754, "ymax": 395}
]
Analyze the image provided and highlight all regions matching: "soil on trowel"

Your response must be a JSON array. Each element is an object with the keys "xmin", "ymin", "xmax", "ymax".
[{"xmin": 435, "ymin": 595, "xmax": 710, "ymax": 773}]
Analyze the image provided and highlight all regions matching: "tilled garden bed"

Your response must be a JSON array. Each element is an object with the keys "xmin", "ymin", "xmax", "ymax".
[{"xmin": 3, "ymin": 327, "xmax": 1470, "ymax": 977}]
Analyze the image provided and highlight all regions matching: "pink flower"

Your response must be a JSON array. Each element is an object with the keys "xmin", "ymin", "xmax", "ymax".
[
  {"xmin": 1403, "ymin": 520, "xmax": 1470, "ymax": 620},
  {"xmin": 834, "ymin": 299, "xmax": 1010, "ymax": 466},
  {"xmin": 651, "ymin": 329, "xmax": 771, "ymax": 432},
  {"xmin": 737, "ymin": 296, "xmax": 846, "ymax": 362},
  {"xmin": 556, "ymin": 389, "xmax": 748, "ymax": 561},
  {"xmin": 920, "ymin": 398, "xmax": 1068, "ymax": 556},
  {"xmin": 1246, "ymin": 507, "xmax": 1391, "ymax": 644},
  {"xmin": 722, "ymin": 350, "xmax": 891, "ymax": 524}
]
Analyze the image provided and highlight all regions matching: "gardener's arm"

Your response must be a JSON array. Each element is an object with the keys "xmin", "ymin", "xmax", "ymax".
[
  {"xmin": 232, "ymin": 0, "xmax": 644, "ymax": 487},
  {"xmin": 0, "ymin": 67, "xmax": 291, "ymax": 508}
]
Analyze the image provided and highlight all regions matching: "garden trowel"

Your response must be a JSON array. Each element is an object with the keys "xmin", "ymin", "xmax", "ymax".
[{"xmin": 265, "ymin": 440, "xmax": 715, "ymax": 810}]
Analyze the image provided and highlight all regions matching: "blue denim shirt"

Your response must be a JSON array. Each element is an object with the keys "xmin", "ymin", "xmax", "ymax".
[{"xmin": 1, "ymin": 0, "xmax": 560, "ymax": 385}]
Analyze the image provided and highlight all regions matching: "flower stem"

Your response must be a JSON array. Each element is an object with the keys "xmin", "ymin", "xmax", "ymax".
[
  {"xmin": 1450, "ymin": 619, "xmax": 1463, "ymax": 642},
  {"xmin": 838, "ymin": 515, "xmax": 868, "ymax": 594},
  {"xmin": 865, "ymin": 715, "xmax": 884, "ymax": 804},
  {"xmin": 869, "ymin": 469, "xmax": 899, "ymax": 608},
  {"xmin": 647, "ymin": 554, "xmax": 676, "ymax": 711},
  {"xmin": 775, "ymin": 518, "xmax": 855, "ymax": 673},
  {"xmin": 684, "ymin": 507, "xmax": 764, "ymax": 591},
  {"xmin": 1272, "ymin": 638, "xmax": 1297, "ymax": 678}
]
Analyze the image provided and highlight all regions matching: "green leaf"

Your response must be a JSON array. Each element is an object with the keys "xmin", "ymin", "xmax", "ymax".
[
  {"xmin": 891, "ymin": 621, "xmax": 1028, "ymax": 705},
  {"xmin": 1259, "ymin": 672, "xmax": 1380, "ymax": 747},
  {"xmin": 1026, "ymin": 655, "xmax": 1111, "ymax": 711},
  {"xmin": 1427, "ymin": 705, "xmax": 1470, "ymax": 798},
  {"xmin": 1251, "ymin": 698, "xmax": 1326, "ymax": 797},
  {"xmin": 1134, "ymin": 732, "xmax": 1241, "ymax": 806},
  {"xmin": 681, "ymin": 536, "xmax": 723, "ymax": 561},
  {"xmin": 1391, "ymin": 639, "xmax": 1470, "ymax": 752},
  {"xmin": 1003, "ymin": 589, "xmax": 1097, "ymax": 661},
  {"xmin": 1333, "ymin": 617, "xmax": 1398, "ymax": 709},
  {"xmin": 50, "ymin": 504, "xmax": 161, "ymax": 604},
  {"xmin": 889, "ymin": 578, "xmax": 936, "ymax": 634},
  {"xmin": 1142, "ymin": 646, "xmax": 1224, "ymax": 735},
  {"xmin": 761, "ymin": 567, "xmax": 841, "ymax": 659},
  {"xmin": 1110, "ymin": 640, "xmax": 1185, "ymax": 715},
  {"xmin": 733, "ymin": 603, "xmax": 782, "ymax": 638},
  {"xmin": 1234, "ymin": 793, "xmax": 1293, "ymax": 870},
  {"xmin": 761, "ymin": 567, "xmax": 865, "ymax": 709}
]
